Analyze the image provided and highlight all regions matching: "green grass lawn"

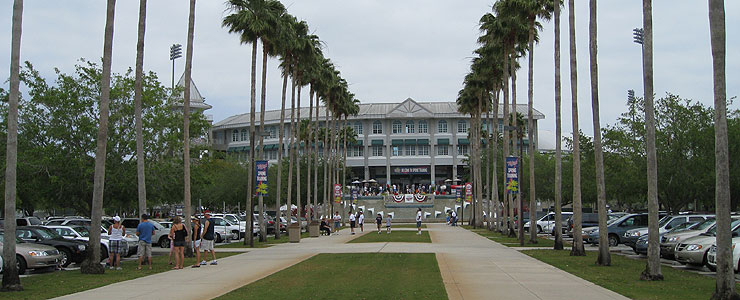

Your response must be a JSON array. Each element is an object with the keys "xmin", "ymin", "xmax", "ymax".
[
  {"xmin": 0, "ymin": 252, "xmax": 238, "ymax": 300},
  {"xmin": 523, "ymin": 249, "xmax": 740, "ymax": 300},
  {"xmin": 348, "ymin": 230, "xmax": 432, "ymax": 243},
  {"xmin": 217, "ymin": 253, "xmax": 447, "ymax": 300},
  {"xmin": 216, "ymin": 232, "xmax": 310, "ymax": 248},
  {"xmin": 464, "ymin": 226, "xmax": 561, "ymax": 247},
  {"xmin": 393, "ymin": 224, "xmax": 428, "ymax": 229}
]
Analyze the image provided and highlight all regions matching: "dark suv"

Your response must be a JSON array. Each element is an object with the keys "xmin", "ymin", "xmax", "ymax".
[{"xmin": 16, "ymin": 226, "xmax": 88, "ymax": 267}]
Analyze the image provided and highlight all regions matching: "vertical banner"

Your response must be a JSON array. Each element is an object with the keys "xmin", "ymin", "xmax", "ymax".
[
  {"xmin": 334, "ymin": 184, "xmax": 342, "ymax": 203},
  {"xmin": 455, "ymin": 187, "xmax": 462, "ymax": 203},
  {"xmin": 505, "ymin": 156, "xmax": 519, "ymax": 194},
  {"xmin": 465, "ymin": 182, "xmax": 473, "ymax": 203},
  {"xmin": 256, "ymin": 160, "xmax": 269, "ymax": 196},
  {"xmin": 351, "ymin": 188, "xmax": 358, "ymax": 204}
]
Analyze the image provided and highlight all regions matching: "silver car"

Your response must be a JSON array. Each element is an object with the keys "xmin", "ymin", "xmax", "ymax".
[
  {"xmin": 675, "ymin": 219, "xmax": 740, "ymax": 267},
  {"xmin": 0, "ymin": 231, "xmax": 62, "ymax": 274},
  {"xmin": 660, "ymin": 217, "xmax": 717, "ymax": 258}
]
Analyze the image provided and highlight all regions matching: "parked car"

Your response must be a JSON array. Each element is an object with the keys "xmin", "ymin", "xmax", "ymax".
[
  {"xmin": 707, "ymin": 234, "xmax": 740, "ymax": 272},
  {"xmin": 16, "ymin": 226, "xmax": 87, "ymax": 267},
  {"xmin": 45, "ymin": 225, "xmax": 113, "ymax": 260},
  {"xmin": 121, "ymin": 218, "xmax": 170, "ymax": 248},
  {"xmin": 675, "ymin": 218, "xmax": 740, "ymax": 268},
  {"xmin": 206, "ymin": 217, "xmax": 240, "ymax": 243},
  {"xmin": 290, "ymin": 216, "xmax": 308, "ymax": 231},
  {"xmin": 583, "ymin": 213, "xmax": 651, "ymax": 246},
  {"xmin": 44, "ymin": 218, "xmax": 92, "ymax": 227},
  {"xmin": 623, "ymin": 215, "xmax": 712, "ymax": 248},
  {"xmin": 524, "ymin": 212, "xmax": 573, "ymax": 234},
  {"xmin": 212, "ymin": 214, "xmax": 248, "ymax": 238},
  {"xmin": 566, "ymin": 213, "xmax": 625, "ymax": 238},
  {"xmin": 0, "ymin": 217, "xmax": 44, "ymax": 227},
  {"xmin": 0, "ymin": 231, "xmax": 62, "ymax": 274},
  {"xmin": 661, "ymin": 217, "xmax": 716, "ymax": 258},
  {"xmin": 633, "ymin": 222, "xmax": 698, "ymax": 255}
]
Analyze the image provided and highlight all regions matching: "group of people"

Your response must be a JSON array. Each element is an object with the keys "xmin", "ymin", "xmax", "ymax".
[{"xmin": 105, "ymin": 212, "xmax": 220, "ymax": 271}]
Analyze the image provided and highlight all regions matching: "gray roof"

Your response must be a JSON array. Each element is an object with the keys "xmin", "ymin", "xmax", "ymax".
[
  {"xmin": 173, "ymin": 73, "xmax": 212, "ymax": 110},
  {"xmin": 213, "ymin": 98, "xmax": 544, "ymax": 129}
]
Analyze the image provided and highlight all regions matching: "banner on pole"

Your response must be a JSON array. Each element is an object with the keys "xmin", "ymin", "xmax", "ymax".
[
  {"xmin": 351, "ymin": 188, "xmax": 358, "ymax": 204},
  {"xmin": 455, "ymin": 187, "xmax": 462, "ymax": 203},
  {"xmin": 465, "ymin": 182, "xmax": 473, "ymax": 203},
  {"xmin": 334, "ymin": 184, "xmax": 342, "ymax": 203},
  {"xmin": 505, "ymin": 156, "xmax": 519, "ymax": 194},
  {"xmin": 256, "ymin": 160, "xmax": 268, "ymax": 196}
]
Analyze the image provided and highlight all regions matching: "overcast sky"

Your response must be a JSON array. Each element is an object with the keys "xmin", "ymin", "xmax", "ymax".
[{"xmin": 1, "ymin": 1, "xmax": 738, "ymax": 137}]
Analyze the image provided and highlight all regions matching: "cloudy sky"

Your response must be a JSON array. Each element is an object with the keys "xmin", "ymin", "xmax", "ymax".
[{"xmin": 1, "ymin": 1, "xmax": 738, "ymax": 138}]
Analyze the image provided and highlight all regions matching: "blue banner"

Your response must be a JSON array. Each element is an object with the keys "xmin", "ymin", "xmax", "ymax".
[
  {"xmin": 256, "ymin": 160, "xmax": 268, "ymax": 196},
  {"xmin": 505, "ymin": 156, "xmax": 519, "ymax": 194}
]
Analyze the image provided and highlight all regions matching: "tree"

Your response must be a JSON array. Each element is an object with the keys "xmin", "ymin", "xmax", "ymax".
[
  {"xmin": 2, "ymin": 0, "xmax": 24, "ymax": 291},
  {"xmin": 552, "ymin": 0, "xmax": 565, "ymax": 251},
  {"xmin": 134, "ymin": 0, "xmax": 148, "ymax": 220},
  {"xmin": 81, "ymin": 0, "xmax": 115, "ymax": 274},
  {"xmin": 567, "ymin": 0, "xmax": 585, "ymax": 257},
  {"xmin": 589, "ymin": 0, "xmax": 610, "ymax": 266},
  {"xmin": 181, "ymin": 0, "xmax": 197, "ymax": 256},
  {"xmin": 708, "ymin": 0, "xmax": 736, "ymax": 298},
  {"xmin": 639, "ymin": 0, "xmax": 662, "ymax": 281}
]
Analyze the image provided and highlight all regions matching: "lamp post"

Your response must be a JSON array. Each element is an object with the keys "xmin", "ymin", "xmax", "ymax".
[{"xmin": 169, "ymin": 44, "xmax": 182, "ymax": 89}]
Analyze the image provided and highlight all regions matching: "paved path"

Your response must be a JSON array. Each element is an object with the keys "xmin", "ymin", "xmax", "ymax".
[{"xmin": 56, "ymin": 224, "xmax": 627, "ymax": 300}]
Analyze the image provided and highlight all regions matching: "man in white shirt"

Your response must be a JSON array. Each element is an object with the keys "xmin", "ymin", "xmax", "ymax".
[
  {"xmin": 416, "ymin": 208, "xmax": 423, "ymax": 235},
  {"xmin": 358, "ymin": 211, "xmax": 365, "ymax": 232},
  {"xmin": 333, "ymin": 212, "xmax": 341, "ymax": 234},
  {"xmin": 451, "ymin": 210, "xmax": 458, "ymax": 226},
  {"xmin": 349, "ymin": 212, "xmax": 356, "ymax": 235}
]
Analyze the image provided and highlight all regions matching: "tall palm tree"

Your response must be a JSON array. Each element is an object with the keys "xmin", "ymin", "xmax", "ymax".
[
  {"xmin": 552, "ymin": 0, "xmax": 565, "ymax": 251},
  {"xmin": 639, "ymin": 0, "xmax": 662, "ymax": 280},
  {"xmin": 568, "ymin": 0, "xmax": 585, "ymax": 256},
  {"xmin": 134, "ymin": 0, "xmax": 148, "ymax": 223},
  {"xmin": 82, "ymin": 0, "xmax": 116, "ymax": 274},
  {"xmin": 2, "ymin": 0, "xmax": 24, "ymax": 290},
  {"xmin": 708, "ymin": 1, "xmax": 736, "ymax": 298},
  {"xmin": 589, "ymin": 0, "xmax": 610, "ymax": 266},
  {"xmin": 181, "ymin": 0, "xmax": 197, "ymax": 255}
]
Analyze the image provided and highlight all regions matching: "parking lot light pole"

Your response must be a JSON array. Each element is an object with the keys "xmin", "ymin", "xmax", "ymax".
[{"xmin": 169, "ymin": 44, "xmax": 182, "ymax": 89}]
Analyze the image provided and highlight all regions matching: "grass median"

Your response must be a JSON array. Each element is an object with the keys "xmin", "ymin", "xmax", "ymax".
[
  {"xmin": 217, "ymin": 253, "xmax": 446, "ymax": 299},
  {"xmin": 0, "ymin": 252, "xmax": 238, "ymax": 300},
  {"xmin": 348, "ymin": 230, "xmax": 431, "ymax": 243},
  {"xmin": 523, "ymin": 249, "xmax": 740, "ymax": 300},
  {"xmin": 464, "ymin": 225, "xmax": 560, "ymax": 247},
  {"xmin": 216, "ymin": 232, "xmax": 310, "ymax": 248}
]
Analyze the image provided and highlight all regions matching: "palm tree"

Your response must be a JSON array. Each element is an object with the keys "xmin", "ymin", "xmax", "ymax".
[
  {"xmin": 638, "ymin": 0, "xmax": 662, "ymax": 280},
  {"xmin": 181, "ymin": 0, "xmax": 197, "ymax": 255},
  {"xmin": 2, "ymin": 0, "xmax": 24, "ymax": 290},
  {"xmin": 589, "ymin": 0, "xmax": 610, "ymax": 266},
  {"xmin": 134, "ymin": 0, "xmax": 148, "ymax": 225},
  {"xmin": 552, "ymin": 0, "xmax": 564, "ymax": 251},
  {"xmin": 567, "ymin": 0, "xmax": 585, "ymax": 256},
  {"xmin": 708, "ymin": 1, "xmax": 736, "ymax": 298},
  {"xmin": 82, "ymin": 0, "xmax": 116, "ymax": 274}
]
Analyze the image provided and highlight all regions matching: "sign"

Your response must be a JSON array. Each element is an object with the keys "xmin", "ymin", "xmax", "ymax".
[
  {"xmin": 334, "ymin": 184, "xmax": 342, "ymax": 203},
  {"xmin": 256, "ymin": 160, "xmax": 269, "ymax": 196},
  {"xmin": 391, "ymin": 166, "xmax": 429, "ymax": 175},
  {"xmin": 351, "ymin": 188, "xmax": 358, "ymax": 204},
  {"xmin": 455, "ymin": 187, "xmax": 462, "ymax": 203},
  {"xmin": 505, "ymin": 156, "xmax": 519, "ymax": 194},
  {"xmin": 465, "ymin": 182, "xmax": 473, "ymax": 203}
]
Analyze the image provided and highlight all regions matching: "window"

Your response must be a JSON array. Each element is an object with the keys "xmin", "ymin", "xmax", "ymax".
[
  {"xmin": 372, "ymin": 121, "xmax": 383, "ymax": 134},
  {"xmin": 392, "ymin": 121, "xmax": 403, "ymax": 134},
  {"xmin": 405, "ymin": 145, "xmax": 416, "ymax": 156},
  {"xmin": 241, "ymin": 129, "xmax": 248, "ymax": 141},
  {"xmin": 437, "ymin": 145, "xmax": 449, "ymax": 156},
  {"xmin": 498, "ymin": 121, "xmax": 503, "ymax": 133},
  {"xmin": 405, "ymin": 121, "xmax": 415, "ymax": 134},
  {"xmin": 457, "ymin": 120, "xmax": 468, "ymax": 133},
  {"xmin": 418, "ymin": 120, "xmax": 428, "ymax": 133},
  {"xmin": 372, "ymin": 145, "xmax": 384, "ymax": 157},
  {"xmin": 457, "ymin": 144, "xmax": 469, "ymax": 156},
  {"xmin": 268, "ymin": 127, "xmax": 277, "ymax": 139},
  {"xmin": 353, "ymin": 122, "xmax": 363, "ymax": 135},
  {"xmin": 350, "ymin": 146, "xmax": 364, "ymax": 157},
  {"xmin": 232, "ymin": 130, "xmax": 239, "ymax": 142},
  {"xmin": 267, "ymin": 150, "xmax": 277, "ymax": 160},
  {"xmin": 418, "ymin": 145, "xmax": 429, "ymax": 156},
  {"xmin": 392, "ymin": 146, "xmax": 402, "ymax": 156},
  {"xmin": 438, "ymin": 120, "xmax": 448, "ymax": 133}
]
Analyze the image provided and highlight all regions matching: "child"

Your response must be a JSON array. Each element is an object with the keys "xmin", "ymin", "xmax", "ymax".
[
  {"xmin": 386, "ymin": 214, "xmax": 392, "ymax": 234},
  {"xmin": 376, "ymin": 213, "xmax": 382, "ymax": 234}
]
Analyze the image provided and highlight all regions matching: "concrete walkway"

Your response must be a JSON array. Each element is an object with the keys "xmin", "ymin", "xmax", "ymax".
[{"xmin": 56, "ymin": 224, "xmax": 627, "ymax": 300}]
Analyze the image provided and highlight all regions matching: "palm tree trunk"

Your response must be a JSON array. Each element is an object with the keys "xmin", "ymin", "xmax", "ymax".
[
  {"xmin": 307, "ymin": 85, "xmax": 314, "ymax": 222},
  {"xmin": 314, "ymin": 90, "xmax": 320, "ymax": 220},
  {"xmin": 486, "ymin": 104, "xmax": 492, "ymax": 230},
  {"xmin": 245, "ymin": 38, "xmax": 257, "ymax": 247},
  {"xmin": 568, "ymin": 0, "xmax": 585, "ymax": 256},
  {"xmin": 502, "ymin": 46, "xmax": 511, "ymax": 235},
  {"xmin": 708, "ymin": 1, "xmax": 736, "ymax": 297},
  {"xmin": 323, "ymin": 105, "xmax": 330, "ymax": 216},
  {"xmin": 82, "ymin": 0, "xmax": 116, "ymax": 274},
  {"xmin": 2, "ymin": 0, "xmax": 24, "ymax": 289},
  {"xmin": 590, "ymin": 0, "xmax": 610, "ymax": 266},
  {"xmin": 296, "ymin": 79, "xmax": 303, "ymax": 229},
  {"xmin": 342, "ymin": 115, "xmax": 348, "ymax": 216},
  {"xmin": 492, "ymin": 88, "xmax": 500, "ymax": 232},
  {"xmin": 640, "ymin": 0, "xmax": 662, "ymax": 280},
  {"xmin": 512, "ymin": 58, "xmax": 522, "ymax": 244},
  {"xmin": 134, "ymin": 0, "xmax": 148, "ymax": 218},
  {"xmin": 553, "ymin": 0, "xmax": 564, "ymax": 251},
  {"xmin": 275, "ymin": 56, "xmax": 289, "ymax": 240},
  {"xmin": 257, "ymin": 42, "xmax": 269, "ymax": 242},
  {"xmin": 527, "ymin": 18, "xmax": 538, "ymax": 244},
  {"xmin": 475, "ymin": 96, "xmax": 483, "ymax": 228},
  {"xmin": 287, "ymin": 69, "xmax": 296, "ymax": 230},
  {"xmin": 181, "ymin": 0, "xmax": 196, "ymax": 256}
]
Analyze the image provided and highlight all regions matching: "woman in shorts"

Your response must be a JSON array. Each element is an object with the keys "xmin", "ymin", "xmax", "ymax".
[
  {"xmin": 169, "ymin": 217, "xmax": 187, "ymax": 269},
  {"xmin": 107, "ymin": 216, "xmax": 126, "ymax": 270}
]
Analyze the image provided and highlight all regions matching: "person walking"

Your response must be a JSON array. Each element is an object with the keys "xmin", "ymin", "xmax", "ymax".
[
  {"xmin": 349, "ymin": 212, "xmax": 356, "ymax": 235},
  {"xmin": 386, "ymin": 214, "xmax": 392, "ymax": 234},
  {"xmin": 200, "ymin": 212, "xmax": 218, "ymax": 265},
  {"xmin": 332, "ymin": 211, "xmax": 341, "ymax": 234},
  {"xmin": 376, "ymin": 213, "xmax": 383, "ymax": 234},
  {"xmin": 451, "ymin": 210, "xmax": 458, "ymax": 227},
  {"xmin": 358, "ymin": 211, "xmax": 364, "ymax": 233},
  {"xmin": 169, "ymin": 216, "xmax": 187, "ymax": 269},
  {"xmin": 107, "ymin": 216, "xmax": 125, "ymax": 270},
  {"xmin": 191, "ymin": 217, "xmax": 202, "ymax": 268},
  {"xmin": 136, "ymin": 214, "xmax": 156, "ymax": 270},
  {"xmin": 416, "ymin": 208, "xmax": 423, "ymax": 235}
]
